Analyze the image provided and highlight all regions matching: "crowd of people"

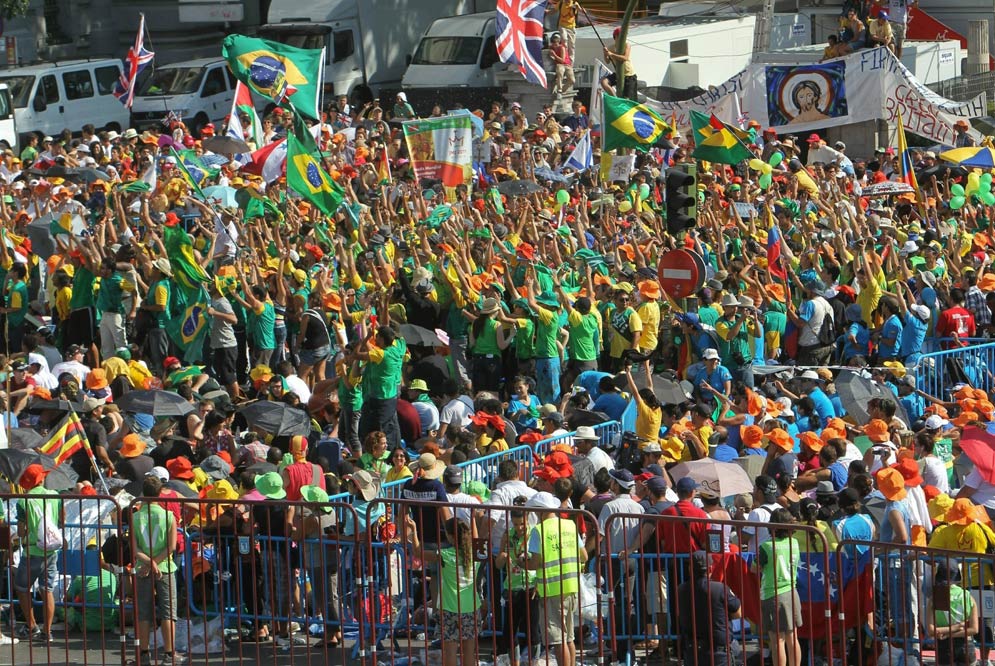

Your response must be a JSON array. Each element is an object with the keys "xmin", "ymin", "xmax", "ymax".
[{"xmin": 0, "ymin": 6, "xmax": 995, "ymax": 665}]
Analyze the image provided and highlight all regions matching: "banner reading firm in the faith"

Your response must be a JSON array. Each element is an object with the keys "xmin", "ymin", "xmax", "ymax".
[{"xmin": 402, "ymin": 115, "xmax": 474, "ymax": 201}]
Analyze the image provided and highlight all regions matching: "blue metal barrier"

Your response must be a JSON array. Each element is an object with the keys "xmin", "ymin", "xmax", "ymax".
[
  {"xmin": 915, "ymin": 340, "xmax": 995, "ymax": 398},
  {"xmin": 534, "ymin": 420, "xmax": 622, "ymax": 457}
]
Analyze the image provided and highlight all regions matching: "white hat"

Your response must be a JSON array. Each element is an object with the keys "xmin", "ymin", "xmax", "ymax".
[
  {"xmin": 720, "ymin": 293, "xmax": 740, "ymax": 308},
  {"xmin": 900, "ymin": 241, "xmax": 919, "ymax": 256},
  {"xmin": 912, "ymin": 304, "xmax": 930, "ymax": 320},
  {"xmin": 146, "ymin": 466, "xmax": 169, "ymax": 483},
  {"xmin": 526, "ymin": 491, "xmax": 560, "ymax": 510},
  {"xmin": 122, "ymin": 128, "xmax": 138, "ymax": 139},
  {"xmin": 75, "ymin": 143, "xmax": 90, "ymax": 153},
  {"xmin": 924, "ymin": 414, "xmax": 950, "ymax": 430},
  {"xmin": 105, "ymin": 130, "xmax": 120, "ymax": 141},
  {"xmin": 574, "ymin": 425, "xmax": 599, "ymax": 441},
  {"xmin": 775, "ymin": 396, "xmax": 794, "ymax": 418},
  {"xmin": 799, "ymin": 370, "xmax": 821, "ymax": 381},
  {"xmin": 703, "ymin": 348, "xmax": 720, "ymax": 360}
]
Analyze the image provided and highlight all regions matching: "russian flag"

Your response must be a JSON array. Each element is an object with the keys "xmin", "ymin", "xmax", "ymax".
[{"xmin": 767, "ymin": 223, "xmax": 787, "ymax": 280}]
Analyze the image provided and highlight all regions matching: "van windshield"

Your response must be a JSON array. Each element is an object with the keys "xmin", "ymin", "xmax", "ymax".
[
  {"xmin": 411, "ymin": 37, "xmax": 482, "ymax": 66},
  {"xmin": 137, "ymin": 67, "xmax": 204, "ymax": 96},
  {"xmin": 0, "ymin": 76, "xmax": 35, "ymax": 108},
  {"xmin": 256, "ymin": 29, "xmax": 325, "ymax": 51}
]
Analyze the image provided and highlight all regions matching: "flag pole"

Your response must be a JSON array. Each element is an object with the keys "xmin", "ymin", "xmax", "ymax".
[{"xmin": 71, "ymin": 406, "xmax": 111, "ymax": 495}]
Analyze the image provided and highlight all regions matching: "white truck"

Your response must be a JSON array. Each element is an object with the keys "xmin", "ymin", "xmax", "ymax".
[
  {"xmin": 258, "ymin": 0, "xmax": 497, "ymax": 105},
  {"xmin": 130, "ymin": 58, "xmax": 237, "ymax": 137}
]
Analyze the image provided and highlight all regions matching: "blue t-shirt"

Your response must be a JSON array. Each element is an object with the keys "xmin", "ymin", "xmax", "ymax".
[
  {"xmin": 843, "ymin": 322, "xmax": 870, "ymax": 360},
  {"xmin": 688, "ymin": 364, "xmax": 733, "ymax": 396},
  {"xmin": 827, "ymin": 461, "xmax": 848, "ymax": 491},
  {"xmin": 809, "ymin": 388, "xmax": 836, "ymax": 428},
  {"xmin": 576, "ymin": 370, "xmax": 613, "ymax": 399},
  {"xmin": 878, "ymin": 314, "xmax": 903, "ymax": 360},
  {"xmin": 507, "ymin": 394, "xmax": 541, "ymax": 431},
  {"xmin": 899, "ymin": 312, "xmax": 928, "ymax": 359},
  {"xmin": 744, "ymin": 448, "xmax": 767, "ymax": 457},
  {"xmin": 725, "ymin": 414, "xmax": 754, "ymax": 452},
  {"xmin": 593, "ymin": 392, "xmax": 629, "ymax": 422},
  {"xmin": 900, "ymin": 392, "xmax": 925, "ymax": 424},
  {"xmin": 713, "ymin": 444, "xmax": 740, "ymax": 462},
  {"xmin": 830, "ymin": 394, "xmax": 845, "ymax": 419}
]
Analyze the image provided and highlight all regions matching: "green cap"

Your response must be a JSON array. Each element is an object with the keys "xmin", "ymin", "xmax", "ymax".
[{"xmin": 300, "ymin": 485, "xmax": 332, "ymax": 512}]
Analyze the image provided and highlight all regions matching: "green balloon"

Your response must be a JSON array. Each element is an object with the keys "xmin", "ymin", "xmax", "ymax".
[
  {"xmin": 951, "ymin": 196, "xmax": 967, "ymax": 210},
  {"xmin": 983, "ymin": 173, "xmax": 993, "ymax": 187},
  {"xmin": 759, "ymin": 173, "xmax": 772, "ymax": 190},
  {"xmin": 951, "ymin": 184, "xmax": 966, "ymax": 197},
  {"xmin": 639, "ymin": 183, "xmax": 651, "ymax": 199},
  {"xmin": 556, "ymin": 189, "xmax": 570, "ymax": 205},
  {"xmin": 983, "ymin": 192, "xmax": 995, "ymax": 206},
  {"xmin": 769, "ymin": 152, "xmax": 783, "ymax": 168}
]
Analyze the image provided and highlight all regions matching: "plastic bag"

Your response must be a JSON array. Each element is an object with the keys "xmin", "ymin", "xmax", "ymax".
[
  {"xmin": 579, "ymin": 572, "xmax": 601, "ymax": 623},
  {"xmin": 152, "ymin": 615, "xmax": 224, "ymax": 654}
]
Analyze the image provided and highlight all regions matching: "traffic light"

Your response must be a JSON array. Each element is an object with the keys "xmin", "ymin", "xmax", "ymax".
[{"xmin": 665, "ymin": 164, "xmax": 697, "ymax": 235}]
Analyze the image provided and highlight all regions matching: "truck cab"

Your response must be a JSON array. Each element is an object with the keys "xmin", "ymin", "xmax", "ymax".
[
  {"xmin": 130, "ymin": 58, "xmax": 236, "ymax": 137},
  {"xmin": 402, "ymin": 13, "xmax": 499, "ymax": 90},
  {"xmin": 257, "ymin": 21, "xmax": 363, "ymax": 102}
]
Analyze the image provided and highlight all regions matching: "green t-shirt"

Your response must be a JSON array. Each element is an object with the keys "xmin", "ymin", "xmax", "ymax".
[
  {"xmin": 759, "ymin": 537, "xmax": 799, "ymax": 600},
  {"xmin": 146, "ymin": 279, "xmax": 172, "ymax": 327},
  {"xmin": 534, "ymin": 305, "xmax": 561, "ymax": 359},
  {"xmin": 5, "ymin": 280, "xmax": 27, "ymax": 327},
  {"xmin": 19, "ymin": 146, "xmax": 37, "ymax": 163},
  {"xmin": 503, "ymin": 526, "xmax": 536, "ymax": 591},
  {"xmin": 70, "ymin": 266, "xmax": 96, "ymax": 310},
  {"xmin": 697, "ymin": 306, "xmax": 719, "ymax": 328},
  {"xmin": 567, "ymin": 309, "xmax": 599, "ymax": 362},
  {"xmin": 362, "ymin": 338, "xmax": 407, "ymax": 401},
  {"xmin": 472, "ymin": 318, "xmax": 501, "ymax": 355},
  {"xmin": 96, "ymin": 272, "xmax": 127, "ymax": 315},
  {"xmin": 18, "ymin": 486, "xmax": 62, "ymax": 558},
  {"xmin": 439, "ymin": 546, "xmax": 480, "ymax": 613},
  {"xmin": 249, "ymin": 300, "xmax": 276, "ymax": 350},
  {"xmin": 515, "ymin": 317, "xmax": 536, "ymax": 359},
  {"xmin": 132, "ymin": 502, "xmax": 177, "ymax": 574},
  {"xmin": 66, "ymin": 570, "xmax": 118, "ymax": 631}
]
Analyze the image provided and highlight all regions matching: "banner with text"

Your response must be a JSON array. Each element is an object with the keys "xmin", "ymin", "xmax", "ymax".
[
  {"xmin": 403, "ymin": 115, "xmax": 474, "ymax": 200},
  {"xmin": 647, "ymin": 47, "xmax": 984, "ymax": 145}
]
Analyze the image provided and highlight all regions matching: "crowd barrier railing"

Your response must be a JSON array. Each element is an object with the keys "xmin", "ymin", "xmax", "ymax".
[
  {"xmin": 915, "ymin": 339, "xmax": 995, "ymax": 398},
  {"xmin": 534, "ymin": 419, "xmax": 622, "ymax": 458}
]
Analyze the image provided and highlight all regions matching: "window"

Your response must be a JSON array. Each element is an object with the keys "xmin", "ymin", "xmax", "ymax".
[
  {"xmin": 95, "ymin": 66, "xmax": 120, "ymax": 95},
  {"xmin": 670, "ymin": 39, "xmax": 689, "ymax": 61},
  {"xmin": 480, "ymin": 36, "xmax": 498, "ymax": 68},
  {"xmin": 411, "ymin": 37, "xmax": 483, "ymax": 66},
  {"xmin": 332, "ymin": 30, "xmax": 355, "ymax": 63},
  {"xmin": 225, "ymin": 67, "xmax": 236, "ymax": 90},
  {"xmin": 63, "ymin": 70, "xmax": 94, "ymax": 100},
  {"xmin": 40, "ymin": 75, "xmax": 60, "ymax": 104},
  {"xmin": 0, "ymin": 88, "xmax": 11, "ymax": 119},
  {"xmin": 201, "ymin": 67, "xmax": 226, "ymax": 97},
  {"xmin": 0, "ymin": 76, "xmax": 36, "ymax": 108}
]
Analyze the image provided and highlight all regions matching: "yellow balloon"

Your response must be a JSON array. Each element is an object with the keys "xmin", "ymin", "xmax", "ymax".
[
  {"xmin": 618, "ymin": 200, "xmax": 632, "ymax": 213},
  {"xmin": 762, "ymin": 164, "xmax": 773, "ymax": 175},
  {"xmin": 748, "ymin": 158, "xmax": 765, "ymax": 171}
]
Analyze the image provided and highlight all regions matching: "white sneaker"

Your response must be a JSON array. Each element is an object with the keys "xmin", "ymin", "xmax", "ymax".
[{"xmin": 0, "ymin": 634, "xmax": 17, "ymax": 645}]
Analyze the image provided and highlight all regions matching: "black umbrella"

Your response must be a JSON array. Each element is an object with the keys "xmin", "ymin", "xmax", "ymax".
[
  {"xmin": 8, "ymin": 428, "xmax": 43, "ymax": 450},
  {"xmin": 496, "ymin": 180, "xmax": 543, "ymax": 197},
  {"xmin": 26, "ymin": 215, "xmax": 57, "ymax": 260},
  {"xmin": 533, "ymin": 167, "xmax": 571, "ymax": 183},
  {"xmin": 397, "ymin": 324, "xmax": 443, "ymax": 347},
  {"xmin": 44, "ymin": 165, "xmax": 70, "ymax": 178},
  {"xmin": 611, "ymin": 369, "xmax": 689, "ymax": 405},
  {"xmin": 116, "ymin": 390, "xmax": 194, "ymax": 417},
  {"xmin": 238, "ymin": 401, "xmax": 310, "ymax": 437},
  {"xmin": 203, "ymin": 135, "xmax": 252, "ymax": 155},
  {"xmin": 567, "ymin": 409, "xmax": 611, "ymax": 428},
  {"xmin": 917, "ymin": 164, "xmax": 968, "ymax": 182},
  {"xmin": 28, "ymin": 399, "xmax": 84, "ymax": 413},
  {"xmin": 0, "ymin": 448, "xmax": 78, "ymax": 490},
  {"xmin": 834, "ymin": 369, "xmax": 911, "ymax": 426},
  {"xmin": 67, "ymin": 167, "xmax": 111, "ymax": 184}
]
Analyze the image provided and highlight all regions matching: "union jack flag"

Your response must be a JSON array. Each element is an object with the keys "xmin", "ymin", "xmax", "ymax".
[
  {"xmin": 496, "ymin": 0, "xmax": 548, "ymax": 88},
  {"xmin": 113, "ymin": 14, "xmax": 154, "ymax": 108}
]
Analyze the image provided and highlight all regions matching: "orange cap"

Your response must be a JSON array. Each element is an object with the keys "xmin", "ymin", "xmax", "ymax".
[{"xmin": 864, "ymin": 419, "xmax": 890, "ymax": 443}]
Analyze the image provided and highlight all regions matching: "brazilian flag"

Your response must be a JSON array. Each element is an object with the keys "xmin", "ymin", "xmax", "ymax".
[
  {"xmin": 169, "ymin": 148, "xmax": 207, "ymax": 200},
  {"xmin": 286, "ymin": 120, "xmax": 344, "ymax": 216},
  {"xmin": 689, "ymin": 110, "xmax": 752, "ymax": 165},
  {"xmin": 602, "ymin": 93, "xmax": 671, "ymax": 153},
  {"xmin": 163, "ymin": 224, "xmax": 210, "ymax": 362},
  {"xmin": 222, "ymin": 34, "xmax": 322, "ymax": 120}
]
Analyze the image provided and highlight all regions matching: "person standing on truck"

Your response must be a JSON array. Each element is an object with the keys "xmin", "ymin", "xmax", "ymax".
[
  {"xmin": 548, "ymin": 0, "xmax": 579, "ymax": 63},
  {"xmin": 604, "ymin": 27, "xmax": 638, "ymax": 101}
]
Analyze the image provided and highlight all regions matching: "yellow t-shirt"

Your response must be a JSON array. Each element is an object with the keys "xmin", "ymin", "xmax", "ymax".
[
  {"xmin": 609, "ymin": 309, "xmax": 642, "ymax": 359},
  {"xmin": 636, "ymin": 300, "xmax": 660, "ymax": 353},
  {"xmin": 929, "ymin": 523, "xmax": 995, "ymax": 587},
  {"xmin": 857, "ymin": 270, "xmax": 883, "ymax": 324},
  {"xmin": 635, "ymin": 400, "xmax": 662, "ymax": 445},
  {"xmin": 555, "ymin": 0, "xmax": 578, "ymax": 29}
]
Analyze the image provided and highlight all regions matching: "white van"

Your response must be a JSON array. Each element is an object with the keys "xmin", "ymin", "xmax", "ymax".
[
  {"xmin": 0, "ymin": 85, "xmax": 17, "ymax": 150},
  {"xmin": 0, "ymin": 59, "xmax": 128, "ymax": 145},
  {"xmin": 402, "ymin": 13, "xmax": 500, "ymax": 90},
  {"xmin": 130, "ymin": 58, "xmax": 236, "ymax": 137}
]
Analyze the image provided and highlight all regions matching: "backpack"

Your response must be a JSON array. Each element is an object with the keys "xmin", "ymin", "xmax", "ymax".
[
  {"xmin": 32, "ymin": 502, "xmax": 63, "ymax": 551},
  {"xmin": 817, "ymin": 303, "xmax": 837, "ymax": 347}
]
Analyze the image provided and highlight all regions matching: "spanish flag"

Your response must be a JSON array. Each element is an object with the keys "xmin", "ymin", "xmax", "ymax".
[{"xmin": 39, "ymin": 411, "xmax": 88, "ymax": 466}]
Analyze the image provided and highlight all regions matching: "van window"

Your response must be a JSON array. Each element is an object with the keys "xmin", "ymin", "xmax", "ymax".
[
  {"xmin": 411, "ymin": 37, "xmax": 482, "ymax": 66},
  {"xmin": 63, "ymin": 70, "xmax": 94, "ymax": 100},
  {"xmin": 0, "ymin": 88, "xmax": 11, "ymax": 119},
  {"xmin": 225, "ymin": 67, "xmax": 236, "ymax": 90},
  {"xmin": 40, "ymin": 75, "xmax": 60, "ymax": 104},
  {"xmin": 480, "ymin": 36, "xmax": 498, "ymax": 68},
  {"xmin": 333, "ymin": 30, "xmax": 355, "ymax": 63},
  {"xmin": 95, "ymin": 66, "xmax": 120, "ymax": 95},
  {"xmin": 202, "ymin": 67, "xmax": 226, "ymax": 97}
]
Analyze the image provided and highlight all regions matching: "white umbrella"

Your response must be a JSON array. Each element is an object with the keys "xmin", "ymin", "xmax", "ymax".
[{"xmin": 670, "ymin": 459, "xmax": 755, "ymax": 497}]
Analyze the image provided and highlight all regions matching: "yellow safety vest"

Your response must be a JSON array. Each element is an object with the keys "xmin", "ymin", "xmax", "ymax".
[{"xmin": 535, "ymin": 516, "xmax": 580, "ymax": 598}]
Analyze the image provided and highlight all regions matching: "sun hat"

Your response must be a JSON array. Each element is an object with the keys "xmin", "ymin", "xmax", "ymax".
[
  {"xmin": 574, "ymin": 425, "xmax": 599, "ymax": 441},
  {"xmin": 742, "ymin": 425, "xmax": 764, "ymax": 448},
  {"xmin": 945, "ymin": 497, "xmax": 978, "ymax": 525},
  {"xmin": 200, "ymin": 455, "xmax": 230, "ymax": 481},
  {"xmin": 119, "ymin": 433, "xmax": 147, "ymax": 458},
  {"xmin": 345, "ymin": 469, "xmax": 380, "ymax": 502},
  {"xmin": 954, "ymin": 411, "xmax": 981, "ymax": 427},
  {"xmin": 876, "ymin": 467, "xmax": 907, "ymax": 501},
  {"xmin": 152, "ymin": 258, "xmax": 173, "ymax": 277},
  {"xmin": 255, "ymin": 471, "xmax": 287, "ymax": 500},
  {"xmin": 638, "ymin": 280, "xmax": 662, "ymax": 300},
  {"xmin": 413, "ymin": 453, "xmax": 445, "ymax": 479},
  {"xmin": 409, "ymin": 379, "xmax": 429, "ymax": 392},
  {"xmin": 146, "ymin": 466, "xmax": 169, "ymax": 483},
  {"xmin": 928, "ymin": 493, "xmax": 954, "ymax": 522},
  {"xmin": 167, "ymin": 456, "xmax": 195, "ymax": 480},
  {"xmin": 799, "ymin": 431, "xmax": 824, "ymax": 453},
  {"xmin": 86, "ymin": 368, "xmax": 108, "ymax": 390},
  {"xmin": 300, "ymin": 485, "xmax": 332, "ymax": 512},
  {"xmin": 204, "ymin": 479, "xmax": 239, "ymax": 501},
  {"xmin": 19, "ymin": 463, "xmax": 48, "ymax": 490},
  {"xmin": 766, "ymin": 428, "xmax": 793, "ymax": 452},
  {"xmin": 864, "ymin": 419, "xmax": 890, "ymax": 443},
  {"xmin": 892, "ymin": 457, "xmax": 924, "ymax": 487},
  {"xmin": 702, "ymin": 348, "xmax": 720, "ymax": 360}
]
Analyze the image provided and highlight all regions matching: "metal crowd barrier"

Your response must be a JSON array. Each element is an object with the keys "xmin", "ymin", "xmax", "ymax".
[
  {"xmin": 915, "ymin": 339, "xmax": 995, "ymax": 398},
  {"xmin": 534, "ymin": 420, "xmax": 622, "ymax": 457}
]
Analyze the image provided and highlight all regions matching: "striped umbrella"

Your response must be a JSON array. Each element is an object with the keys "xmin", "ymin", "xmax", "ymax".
[{"xmin": 939, "ymin": 146, "xmax": 995, "ymax": 168}]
